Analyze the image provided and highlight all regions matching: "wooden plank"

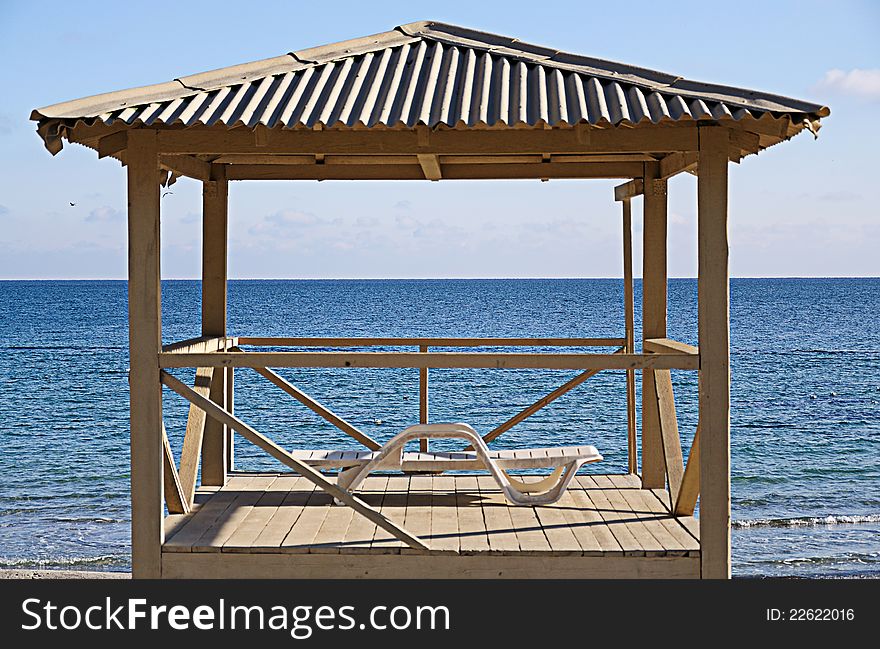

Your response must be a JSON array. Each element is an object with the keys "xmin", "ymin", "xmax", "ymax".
[
  {"xmin": 481, "ymin": 350, "xmax": 622, "ymax": 444},
  {"xmin": 527, "ymin": 477, "xmax": 582, "ymax": 555},
  {"xmin": 654, "ymin": 369, "xmax": 685, "ymax": 507},
  {"xmin": 455, "ymin": 476, "xmax": 490, "ymax": 554},
  {"xmin": 505, "ymin": 484, "xmax": 551, "ymax": 555},
  {"xmin": 160, "ymin": 154, "xmax": 212, "ymax": 182},
  {"xmin": 650, "ymin": 488, "xmax": 700, "ymax": 543},
  {"xmin": 641, "ymin": 160, "xmax": 667, "ymax": 489},
  {"xmin": 201, "ymin": 166, "xmax": 228, "ymax": 487},
  {"xmin": 249, "ymin": 364, "xmax": 380, "ymax": 450},
  {"xmin": 164, "ymin": 476, "xmax": 255, "ymax": 550},
  {"xmin": 371, "ymin": 476, "xmax": 408, "ymax": 551},
  {"xmin": 193, "ymin": 476, "xmax": 277, "ymax": 551},
  {"xmin": 614, "ymin": 178, "xmax": 644, "ymax": 201},
  {"xmin": 160, "ymin": 351, "xmax": 700, "ymax": 371},
  {"xmin": 555, "ymin": 482, "xmax": 606, "ymax": 556},
  {"xmin": 576, "ymin": 476, "xmax": 643, "ymax": 555},
  {"xmin": 222, "ymin": 475, "xmax": 299, "ymax": 549},
  {"xmin": 430, "ymin": 475, "xmax": 460, "ymax": 554},
  {"xmin": 127, "ymin": 129, "xmax": 163, "ymax": 578},
  {"xmin": 249, "ymin": 478, "xmax": 315, "ymax": 549},
  {"xmin": 400, "ymin": 475, "xmax": 432, "ymax": 554},
  {"xmin": 697, "ymin": 125, "xmax": 732, "ymax": 579},
  {"xmin": 341, "ymin": 476, "xmax": 388, "ymax": 553},
  {"xmin": 162, "ymin": 424, "xmax": 188, "ymax": 515},
  {"xmin": 163, "ymin": 551, "xmax": 701, "ymax": 579},
  {"xmin": 156, "ymin": 126, "xmax": 700, "ymax": 156},
  {"xmin": 612, "ymin": 476, "xmax": 699, "ymax": 555},
  {"xmin": 592, "ymin": 475, "xmax": 665, "ymax": 555},
  {"xmin": 607, "ymin": 475, "xmax": 688, "ymax": 556},
  {"xmin": 237, "ymin": 336, "xmax": 625, "ymax": 347},
  {"xmin": 675, "ymin": 424, "xmax": 701, "ymax": 516},
  {"xmin": 476, "ymin": 475, "xmax": 519, "ymax": 553},
  {"xmin": 177, "ymin": 367, "xmax": 214, "ymax": 506},
  {"xmin": 644, "ymin": 338, "xmax": 699, "ymax": 355},
  {"xmin": 160, "ymin": 371, "xmax": 427, "ymax": 550},
  {"xmin": 623, "ymin": 198, "xmax": 637, "ymax": 474},
  {"xmin": 281, "ymin": 488, "xmax": 334, "ymax": 553}
]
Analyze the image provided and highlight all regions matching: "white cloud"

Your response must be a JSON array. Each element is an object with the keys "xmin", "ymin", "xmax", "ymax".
[
  {"xmin": 815, "ymin": 68, "xmax": 880, "ymax": 100},
  {"xmin": 86, "ymin": 205, "xmax": 123, "ymax": 222}
]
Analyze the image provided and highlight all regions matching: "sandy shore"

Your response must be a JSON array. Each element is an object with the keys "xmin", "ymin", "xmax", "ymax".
[{"xmin": 0, "ymin": 569, "xmax": 130, "ymax": 579}]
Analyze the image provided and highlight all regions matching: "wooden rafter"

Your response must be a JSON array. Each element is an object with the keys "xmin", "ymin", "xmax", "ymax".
[{"xmin": 416, "ymin": 153, "xmax": 442, "ymax": 180}]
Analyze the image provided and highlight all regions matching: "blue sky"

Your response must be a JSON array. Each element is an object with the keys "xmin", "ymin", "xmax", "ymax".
[{"xmin": 0, "ymin": 0, "xmax": 877, "ymax": 279}]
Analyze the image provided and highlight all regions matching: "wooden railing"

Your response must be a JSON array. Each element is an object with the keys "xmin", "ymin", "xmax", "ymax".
[{"xmin": 158, "ymin": 335, "xmax": 702, "ymax": 536}]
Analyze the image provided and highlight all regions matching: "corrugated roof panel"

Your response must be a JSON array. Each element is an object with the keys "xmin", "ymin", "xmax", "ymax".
[{"xmin": 31, "ymin": 20, "xmax": 829, "ymax": 153}]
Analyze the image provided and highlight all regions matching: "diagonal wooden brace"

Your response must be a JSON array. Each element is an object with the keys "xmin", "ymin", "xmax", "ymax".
[{"xmin": 159, "ymin": 370, "xmax": 426, "ymax": 550}]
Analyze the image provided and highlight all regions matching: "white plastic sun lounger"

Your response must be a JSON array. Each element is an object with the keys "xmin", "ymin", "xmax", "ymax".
[{"xmin": 290, "ymin": 423, "xmax": 602, "ymax": 506}]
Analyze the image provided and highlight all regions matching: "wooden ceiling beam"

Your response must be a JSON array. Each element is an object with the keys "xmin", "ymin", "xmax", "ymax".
[{"xmin": 225, "ymin": 161, "xmax": 643, "ymax": 181}]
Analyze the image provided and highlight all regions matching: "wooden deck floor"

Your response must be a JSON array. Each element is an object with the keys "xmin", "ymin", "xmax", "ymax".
[{"xmin": 162, "ymin": 473, "xmax": 700, "ymax": 578}]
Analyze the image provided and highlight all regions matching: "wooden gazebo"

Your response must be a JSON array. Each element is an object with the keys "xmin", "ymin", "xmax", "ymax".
[{"xmin": 32, "ymin": 21, "xmax": 828, "ymax": 579}]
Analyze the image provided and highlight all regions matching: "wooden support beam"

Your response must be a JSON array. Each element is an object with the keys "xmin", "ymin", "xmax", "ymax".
[
  {"xmin": 644, "ymin": 338, "xmax": 699, "ymax": 355},
  {"xmin": 623, "ymin": 199, "xmax": 637, "ymax": 475},
  {"xmin": 653, "ymin": 369, "xmax": 685, "ymax": 507},
  {"xmin": 248, "ymin": 364, "xmax": 381, "ymax": 451},
  {"xmin": 237, "ymin": 336, "xmax": 625, "ymax": 347},
  {"xmin": 159, "ymin": 351, "xmax": 700, "ymax": 371},
  {"xmin": 177, "ymin": 367, "xmax": 214, "ymax": 506},
  {"xmin": 161, "ymin": 424, "xmax": 188, "ymax": 515},
  {"xmin": 658, "ymin": 152, "xmax": 698, "ymax": 179},
  {"xmin": 675, "ymin": 424, "xmax": 701, "ymax": 516},
  {"xmin": 98, "ymin": 130, "xmax": 128, "ymax": 159},
  {"xmin": 162, "ymin": 335, "xmax": 236, "ymax": 353},
  {"xmin": 127, "ymin": 129, "xmax": 163, "ymax": 578},
  {"xmin": 160, "ymin": 154, "xmax": 212, "ymax": 182},
  {"xmin": 697, "ymin": 125, "xmax": 731, "ymax": 579},
  {"xmin": 482, "ymin": 349, "xmax": 624, "ymax": 445},
  {"xmin": 419, "ymin": 345, "xmax": 429, "ymax": 452},
  {"xmin": 417, "ymin": 153, "xmax": 442, "ymax": 181},
  {"xmin": 160, "ymin": 371, "xmax": 427, "ymax": 550},
  {"xmin": 224, "ymin": 161, "xmax": 645, "ymax": 181},
  {"xmin": 201, "ymin": 165, "xmax": 229, "ymax": 487},
  {"xmin": 641, "ymin": 161, "xmax": 668, "ymax": 489},
  {"xmin": 156, "ymin": 126, "xmax": 700, "ymax": 156},
  {"xmin": 614, "ymin": 179, "xmax": 643, "ymax": 201}
]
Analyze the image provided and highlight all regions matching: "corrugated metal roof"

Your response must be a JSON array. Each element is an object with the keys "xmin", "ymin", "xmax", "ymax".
[{"xmin": 32, "ymin": 21, "xmax": 829, "ymax": 153}]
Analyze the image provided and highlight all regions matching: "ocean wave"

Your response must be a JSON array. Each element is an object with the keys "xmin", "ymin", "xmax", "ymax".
[
  {"xmin": 734, "ymin": 514, "xmax": 880, "ymax": 529},
  {"xmin": 0, "ymin": 555, "xmax": 129, "ymax": 569}
]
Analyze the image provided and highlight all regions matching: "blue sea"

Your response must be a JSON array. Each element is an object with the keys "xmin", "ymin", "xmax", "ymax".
[{"xmin": 0, "ymin": 278, "xmax": 878, "ymax": 577}]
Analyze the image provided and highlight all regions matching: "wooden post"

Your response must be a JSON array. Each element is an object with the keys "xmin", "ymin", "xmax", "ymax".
[
  {"xmin": 200, "ymin": 164, "xmax": 229, "ymax": 486},
  {"xmin": 419, "ymin": 345, "xmax": 429, "ymax": 452},
  {"xmin": 127, "ymin": 129, "xmax": 163, "ymax": 578},
  {"xmin": 622, "ymin": 199, "xmax": 636, "ymax": 474},
  {"xmin": 641, "ymin": 162, "xmax": 667, "ymax": 488},
  {"xmin": 697, "ymin": 126, "xmax": 731, "ymax": 579}
]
